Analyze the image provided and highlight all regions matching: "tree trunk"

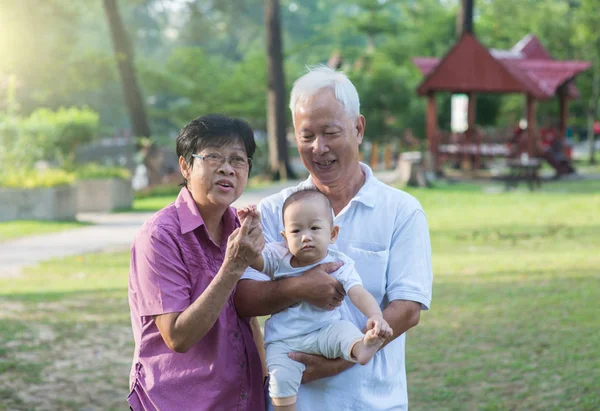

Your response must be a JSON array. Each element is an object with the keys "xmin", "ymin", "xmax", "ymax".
[
  {"xmin": 456, "ymin": 0, "xmax": 474, "ymax": 38},
  {"xmin": 103, "ymin": 0, "xmax": 163, "ymax": 186},
  {"xmin": 265, "ymin": 0, "xmax": 296, "ymax": 180},
  {"xmin": 588, "ymin": 63, "xmax": 599, "ymax": 165},
  {"xmin": 103, "ymin": 0, "xmax": 151, "ymax": 140}
]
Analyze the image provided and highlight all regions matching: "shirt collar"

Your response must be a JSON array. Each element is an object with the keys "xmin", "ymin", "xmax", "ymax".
[
  {"xmin": 175, "ymin": 187, "xmax": 238, "ymax": 235},
  {"xmin": 176, "ymin": 187, "xmax": 205, "ymax": 234},
  {"xmin": 303, "ymin": 162, "xmax": 377, "ymax": 208}
]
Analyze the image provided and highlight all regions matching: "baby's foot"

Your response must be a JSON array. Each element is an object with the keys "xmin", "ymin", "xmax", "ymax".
[
  {"xmin": 352, "ymin": 330, "xmax": 385, "ymax": 365},
  {"xmin": 363, "ymin": 328, "xmax": 386, "ymax": 348}
]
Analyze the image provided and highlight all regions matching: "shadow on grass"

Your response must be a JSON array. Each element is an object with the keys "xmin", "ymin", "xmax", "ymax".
[{"xmin": 432, "ymin": 224, "xmax": 600, "ymax": 244}]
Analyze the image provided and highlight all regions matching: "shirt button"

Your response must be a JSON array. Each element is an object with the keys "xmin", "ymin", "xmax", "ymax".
[
  {"xmin": 240, "ymin": 361, "xmax": 246, "ymax": 369},
  {"xmin": 241, "ymin": 393, "xmax": 247, "ymax": 400},
  {"xmin": 233, "ymin": 331, "xmax": 239, "ymax": 339}
]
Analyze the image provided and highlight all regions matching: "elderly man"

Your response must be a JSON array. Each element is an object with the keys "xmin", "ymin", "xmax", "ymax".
[{"xmin": 235, "ymin": 66, "xmax": 433, "ymax": 410}]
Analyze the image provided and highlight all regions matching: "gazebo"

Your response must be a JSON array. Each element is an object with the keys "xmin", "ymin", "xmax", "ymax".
[{"xmin": 413, "ymin": 33, "xmax": 591, "ymax": 173}]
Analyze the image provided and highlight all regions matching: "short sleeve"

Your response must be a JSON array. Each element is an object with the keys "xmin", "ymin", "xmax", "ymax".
[
  {"xmin": 130, "ymin": 228, "xmax": 192, "ymax": 317},
  {"xmin": 332, "ymin": 255, "xmax": 363, "ymax": 293},
  {"xmin": 386, "ymin": 209, "xmax": 433, "ymax": 310},
  {"xmin": 260, "ymin": 242, "xmax": 289, "ymax": 277}
]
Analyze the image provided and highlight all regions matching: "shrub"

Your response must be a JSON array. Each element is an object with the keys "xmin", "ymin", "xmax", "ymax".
[
  {"xmin": 26, "ymin": 107, "xmax": 99, "ymax": 160},
  {"xmin": 134, "ymin": 183, "xmax": 181, "ymax": 199},
  {"xmin": 0, "ymin": 169, "xmax": 76, "ymax": 189},
  {"xmin": 74, "ymin": 163, "xmax": 131, "ymax": 180},
  {"xmin": 0, "ymin": 107, "xmax": 100, "ymax": 169}
]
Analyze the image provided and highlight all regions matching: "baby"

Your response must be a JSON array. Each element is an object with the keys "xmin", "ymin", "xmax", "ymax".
[{"xmin": 238, "ymin": 188, "xmax": 393, "ymax": 411}]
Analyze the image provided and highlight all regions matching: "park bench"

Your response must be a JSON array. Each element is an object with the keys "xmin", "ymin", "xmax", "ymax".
[{"xmin": 504, "ymin": 157, "xmax": 542, "ymax": 191}]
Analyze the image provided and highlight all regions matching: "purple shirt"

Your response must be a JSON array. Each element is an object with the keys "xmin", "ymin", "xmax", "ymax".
[{"xmin": 128, "ymin": 187, "xmax": 265, "ymax": 411}]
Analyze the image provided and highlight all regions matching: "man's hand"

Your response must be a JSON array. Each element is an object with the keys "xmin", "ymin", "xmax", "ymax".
[
  {"xmin": 294, "ymin": 261, "xmax": 346, "ymax": 310},
  {"xmin": 288, "ymin": 352, "xmax": 353, "ymax": 384}
]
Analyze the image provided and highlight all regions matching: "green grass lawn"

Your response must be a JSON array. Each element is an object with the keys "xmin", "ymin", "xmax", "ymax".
[
  {"xmin": 0, "ymin": 220, "xmax": 89, "ymax": 242},
  {"xmin": 0, "ymin": 179, "xmax": 598, "ymax": 410}
]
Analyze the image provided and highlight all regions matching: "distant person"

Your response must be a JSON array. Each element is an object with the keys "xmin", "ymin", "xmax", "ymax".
[
  {"xmin": 402, "ymin": 128, "xmax": 421, "ymax": 151},
  {"xmin": 238, "ymin": 189, "xmax": 393, "ymax": 410},
  {"xmin": 547, "ymin": 136, "xmax": 575, "ymax": 176},
  {"xmin": 128, "ymin": 114, "xmax": 266, "ymax": 410}
]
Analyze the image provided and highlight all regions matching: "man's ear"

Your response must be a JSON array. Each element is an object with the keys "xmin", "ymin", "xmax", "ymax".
[
  {"xmin": 355, "ymin": 115, "xmax": 366, "ymax": 144},
  {"xmin": 330, "ymin": 225, "xmax": 339, "ymax": 243}
]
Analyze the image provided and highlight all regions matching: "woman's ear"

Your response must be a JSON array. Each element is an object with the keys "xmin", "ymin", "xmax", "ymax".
[
  {"xmin": 179, "ymin": 156, "xmax": 190, "ymax": 180},
  {"xmin": 330, "ymin": 225, "xmax": 339, "ymax": 243}
]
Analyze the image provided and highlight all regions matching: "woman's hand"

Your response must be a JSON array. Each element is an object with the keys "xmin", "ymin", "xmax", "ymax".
[{"xmin": 224, "ymin": 212, "xmax": 264, "ymax": 277}]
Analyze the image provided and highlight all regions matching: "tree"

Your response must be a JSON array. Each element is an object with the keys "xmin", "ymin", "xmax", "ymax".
[
  {"xmin": 103, "ymin": 0, "xmax": 166, "ymax": 185},
  {"xmin": 572, "ymin": 0, "xmax": 600, "ymax": 164},
  {"xmin": 103, "ymin": 0, "xmax": 151, "ymax": 139},
  {"xmin": 265, "ymin": 0, "xmax": 295, "ymax": 180},
  {"xmin": 345, "ymin": 0, "xmax": 399, "ymax": 53}
]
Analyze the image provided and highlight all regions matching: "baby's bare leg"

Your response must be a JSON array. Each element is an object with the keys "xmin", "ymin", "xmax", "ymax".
[
  {"xmin": 273, "ymin": 395, "xmax": 297, "ymax": 411},
  {"xmin": 350, "ymin": 329, "xmax": 385, "ymax": 365}
]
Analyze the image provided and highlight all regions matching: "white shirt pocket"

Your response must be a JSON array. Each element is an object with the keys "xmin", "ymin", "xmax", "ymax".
[{"xmin": 345, "ymin": 245, "xmax": 389, "ymax": 305}]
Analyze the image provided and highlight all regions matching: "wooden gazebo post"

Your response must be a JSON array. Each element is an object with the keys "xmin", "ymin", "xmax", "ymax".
[
  {"xmin": 526, "ymin": 94, "xmax": 538, "ymax": 156},
  {"xmin": 426, "ymin": 92, "xmax": 439, "ymax": 173},
  {"xmin": 468, "ymin": 92, "xmax": 480, "ymax": 169},
  {"xmin": 558, "ymin": 84, "xmax": 569, "ymax": 148}
]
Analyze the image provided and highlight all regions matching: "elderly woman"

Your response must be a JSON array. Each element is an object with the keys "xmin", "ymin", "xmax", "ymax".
[{"xmin": 127, "ymin": 114, "xmax": 266, "ymax": 410}]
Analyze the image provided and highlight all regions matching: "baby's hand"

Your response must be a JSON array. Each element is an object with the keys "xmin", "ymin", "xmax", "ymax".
[
  {"xmin": 365, "ymin": 315, "xmax": 393, "ymax": 339},
  {"xmin": 237, "ymin": 205, "xmax": 259, "ymax": 220},
  {"xmin": 237, "ymin": 205, "xmax": 261, "ymax": 234}
]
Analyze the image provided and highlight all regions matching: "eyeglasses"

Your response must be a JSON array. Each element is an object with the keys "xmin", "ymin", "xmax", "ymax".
[{"xmin": 192, "ymin": 153, "xmax": 252, "ymax": 170}]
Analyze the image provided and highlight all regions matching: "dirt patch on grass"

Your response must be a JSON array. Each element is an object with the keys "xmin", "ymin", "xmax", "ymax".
[{"xmin": 0, "ymin": 317, "xmax": 132, "ymax": 410}]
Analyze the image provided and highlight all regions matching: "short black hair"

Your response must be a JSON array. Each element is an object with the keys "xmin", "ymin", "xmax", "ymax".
[
  {"xmin": 282, "ymin": 188, "xmax": 333, "ymax": 226},
  {"xmin": 176, "ymin": 113, "xmax": 256, "ymax": 187}
]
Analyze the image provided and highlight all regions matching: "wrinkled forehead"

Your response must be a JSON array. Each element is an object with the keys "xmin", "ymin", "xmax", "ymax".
[{"xmin": 293, "ymin": 89, "xmax": 350, "ymax": 125}]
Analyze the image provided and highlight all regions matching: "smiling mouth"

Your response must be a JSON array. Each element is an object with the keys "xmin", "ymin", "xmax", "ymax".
[
  {"xmin": 315, "ymin": 159, "xmax": 335, "ymax": 167},
  {"xmin": 216, "ymin": 181, "xmax": 234, "ymax": 188}
]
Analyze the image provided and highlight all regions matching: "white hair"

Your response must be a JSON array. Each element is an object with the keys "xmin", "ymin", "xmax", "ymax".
[{"xmin": 289, "ymin": 65, "xmax": 360, "ymax": 121}]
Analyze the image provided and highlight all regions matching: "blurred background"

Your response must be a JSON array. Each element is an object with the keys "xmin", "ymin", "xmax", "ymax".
[{"xmin": 0, "ymin": 0, "xmax": 599, "ymax": 410}]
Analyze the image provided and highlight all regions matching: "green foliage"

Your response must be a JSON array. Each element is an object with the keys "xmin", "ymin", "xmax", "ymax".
[
  {"xmin": 0, "ymin": 169, "xmax": 75, "ymax": 189},
  {"xmin": 134, "ymin": 183, "xmax": 181, "ymax": 199},
  {"xmin": 1, "ymin": 0, "xmax": 599, "ymax": 156},
  {"xmin": 27, "ymin": 107, "xmax": 99, "ymax": 156},
  {"xmin": 74, "ymin": 163, "xmax": 131, "ymax": 180},
  {"xmin": 0, "ymin": 114, "xmax": 56, "ymax": 169},
  {"xmin": 0, "ymin": 107, "xmax": 99, "ymax": 169},
  {"xmin": 142, "ymin": 47, "xmax": 272, "ymax": 132},
  {"xmin": 349, "ymin": 51, "xmax": 412, "ymax": 142}
]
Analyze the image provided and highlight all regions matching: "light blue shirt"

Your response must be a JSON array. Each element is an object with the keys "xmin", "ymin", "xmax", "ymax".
[
  {"xmin": 242, "ymin": 163, "xmax": 433, "ymax": 410},
  {"xmin": 260, "ymin": 243, "xmax": 363, "ymax": 344}
]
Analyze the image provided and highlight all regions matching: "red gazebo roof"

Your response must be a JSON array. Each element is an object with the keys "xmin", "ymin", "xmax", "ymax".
[{"xmin": 413, "ymin": 33, "xmax": 590, "ymax": 100}]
